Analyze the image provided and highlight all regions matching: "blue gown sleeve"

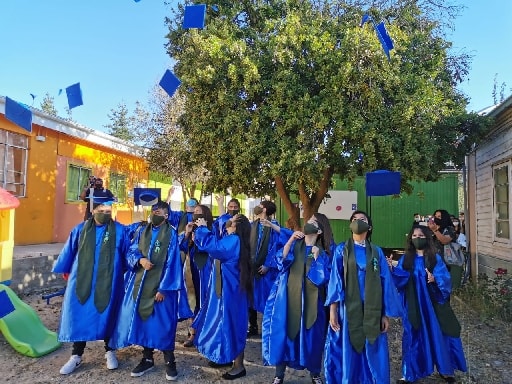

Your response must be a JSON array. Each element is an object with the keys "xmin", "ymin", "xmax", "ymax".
[
  {"xmin": 167, "ymin": 209, "xmax": 183, "ymax": 229},
  {"xmin": 378, "ymin": 247, "xmax": 404, "ymax": 317},
  {"xmin": 193, "ymin": 226, "xmax": 238, "ymax": 262},
  {"xmin": 325, "ymin": 242, "xmax": 345, "ymax": 305},
  {"xmin": 158, "ymin": 230, "xmax": 183, "ymax": 292},
  {"xmin": 52, "ymin": 224, "xmax": 82, "ymax": 273},
  {"xmin": 429, "ymin": 254, "xmax": 452, "ymax": 304},
  {"xmin": 390, "ymin": 256, "xmax": 411, "ymax": 290},
  {"xmin": 126, "ymin": 235, "xmax": 144, "ymax": 271}
]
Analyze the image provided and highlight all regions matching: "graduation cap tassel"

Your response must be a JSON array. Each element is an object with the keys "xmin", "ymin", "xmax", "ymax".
[{"xmin": 360, "ymin": 14, "xmax": 394, "ymax": 61}]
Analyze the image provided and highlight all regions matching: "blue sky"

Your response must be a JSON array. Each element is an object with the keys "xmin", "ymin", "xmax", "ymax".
[{"xmin": 1, "ymin": 1, "xmax": 511, "ymax": 133}]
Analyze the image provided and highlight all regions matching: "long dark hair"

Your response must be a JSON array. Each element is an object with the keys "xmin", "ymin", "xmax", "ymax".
[
  {"xmin": 233, "ymin": 215, "xmax": 253, "ymax": 298},
  {"xmin": 403, "ymin": 224, "xmax": 438, "ymax": 271},
  {"xmin": 312, "ymin": 212, "xmax": 333, "ymax": 255},
  {"xmin": 433, "ymin": 209, "xmax": 453, "ymax": 232},
  {"xmin": 197, "ymin": 204, "xmax": 214, "ymax": 230}
]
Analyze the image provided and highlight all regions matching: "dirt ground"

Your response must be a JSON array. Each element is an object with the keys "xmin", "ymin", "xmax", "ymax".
[{"xmin": 1, "ymin": 290, "xmax": 511, "ymax": 384}]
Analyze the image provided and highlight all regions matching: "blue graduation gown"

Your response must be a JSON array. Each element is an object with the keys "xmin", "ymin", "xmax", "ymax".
[
  {"xmin": 391, "ymin": 254, "xmax": 467, "ymax": 381},
  {"xmin": 324, "ymin": 242, "xmax": 403, "ymax": 384},
  {"xmin": 252, "ymin": 222, "xmax": 293, "ymax": 313},
  {"xmin": 52, "ymin": 221, "xmax": 129, "ymax": 342},
  {"xmin": 191, "ymin": 227, "xmax": 248, "ymax": 364},
  {"xmin": 109, "ymin": 224, "xmax": 183, "ymax": 351},
  {"xmin": 212, "ymin": 213, "xmax": 232, "ymax": 238},
  {"xmin": 262, "ymin": 241, "xmax": 330, "ymax": 374}
]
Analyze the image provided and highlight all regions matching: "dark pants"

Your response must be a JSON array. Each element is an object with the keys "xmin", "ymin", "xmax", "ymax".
[
  {"xmin": 143, "ymin": 347, "xmax": 175, "ymax": 363},
  {"xmin": 249, "ymin": 308, "xmax": 258, "ymax": 330},
  {"xmin": 72, "ymin": 338, "xmax": 112, "ymax": 356}
]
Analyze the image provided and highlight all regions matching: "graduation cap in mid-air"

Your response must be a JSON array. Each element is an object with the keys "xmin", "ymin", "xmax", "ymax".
[
  {"xmin": 5, "ymin": 96, "xmax": 32, "ymax": 132},
  {"xmin": 139, "ymin": 191, "xmax": 160, "ymax": 207},
  {"xmin": 183, "ymin": 4, "xmax": 207, "ymax": 29},
  {"xmin": 159, "ymin": 70, "xmax": 181, "ymax": 98},
  {"xmin": 66, "ymin": 82, "xmax": 83, "ymax": 109}
]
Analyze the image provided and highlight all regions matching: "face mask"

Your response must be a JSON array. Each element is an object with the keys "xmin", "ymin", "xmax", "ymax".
[
  {"xmin": 452, "ymin": 221, "xmax": 459, "ymax": 226},
  {"xmin": 94, "ymin": 212, "xmax": 111, "ymax": 224},
  {"xmin": 434, "ymin": 217, "xmax": 442, "ymax": 226},
  {"xmin": 412, "ymin": 237, "xmax": 427, "ymax": 250},
  {"xmin": 303, "ymin": 223, "xmax": 319, "ymax": 235},
  {"xmin": 151, "ymin": 214, "xmax": 166, "ymax": 227},
  {"xmin": 253, "ymin": 206, "xmax": 264, "ymax": 215},
  {"xmin": 350, "ymin": 219, "xmax": 370, "ymax": 235},
  {"xmin": 414, "ymin": 216, "xmax": 421, "ymax": 222},
  {"xmin": 192, "ymin": 213, "xmax": 205, "ymax": 221},
  {"xmin": 228, "ymin": 209, "xmax": 239, "ymax": 216}
]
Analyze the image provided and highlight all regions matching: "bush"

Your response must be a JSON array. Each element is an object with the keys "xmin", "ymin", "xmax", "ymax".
[{"xmin": 456, "ymin": 269, "xmax": 512, "ymax": 322}]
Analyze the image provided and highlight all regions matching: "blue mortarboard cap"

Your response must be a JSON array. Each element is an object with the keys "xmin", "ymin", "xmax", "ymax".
[
  {"xmin": 5, "ymin": 97, "xmax": 32, "ymax": 132},
  {"xmin": 133, "ymin": 188, "xmax": 161, "ymax": 206},
  {"xmin": 159, "ymin": 70, "xmax": 181, "ymax": 98},
  {"xmin": 66, "ymin": 82, "xmax": 83, "ymax": 109},
  {"xmin": 183, "ymin": 4, "xmax": 207, "ymax": 29},
  {"xmin": 139, "ymin": 191, "xmax": 160, "ymax": 206},
  {"xmin": 0, "ymin": 290, "xmax": 15, "ymax": 319},
  {"xmin": 375, "ymin": 22, "xmax": 394, "ymax": 60},
  {"xmin": 360, "ymin": 13, "xmax": 372, "ymax": 27},
  {"xmin": 365, "ymin": 170, "xmax": 401, "ymax": 196},
  {"xmin": 92, "ymin": 196, "xmax": 115, "ymax": 207},
  {"xmin": 186, "ymin": 199, "xmax": 198, "ymax": 207}
]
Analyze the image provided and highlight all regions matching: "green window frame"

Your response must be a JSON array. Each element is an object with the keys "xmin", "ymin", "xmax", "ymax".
[
  {"xmin": 67, "ymin": 164, "xmax": 92, "ymax": 201},
  {"xmin": 110, "ymin": 172, "xmax": 127, "ymax": 204}
]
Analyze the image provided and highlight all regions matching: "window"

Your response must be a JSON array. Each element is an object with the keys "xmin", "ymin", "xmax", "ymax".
[
  {"xmin": 493, "ymin": 161, "xmax": 510, "ymax": 240},
  {"xmin": 67, "ymin": 164, "xmax": 92, "ymax": 201},
  {"xmin": 0, "ymin": 129, "xmax": 28, "ymax": 197},
  {"xmin": 110, "ymin": 172, "xmax": 127, "ymax": 204}
]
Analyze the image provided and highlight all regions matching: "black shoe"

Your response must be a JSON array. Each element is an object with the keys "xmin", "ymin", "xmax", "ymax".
[
  {"xmin": 272, "ymin": 377, "xmax": 284, "ymax": 384},
  {"xmin": 222, "ymin": 368, "xmax": 246, "ymax": 380},
  {"xmin": 247, "ymin": 326, "xmax": 259, "ymax": 337},
  {"xmin": 440, "ymin": 375, "xmax": 456, "ymax": 383},
  {"xmin": 311, "ymin": 375, "xmax": 323, "ymax": 384},
  {"xmin": 183, "ymin": 336, "xmax": 195, "ymax": 348},
  {"xmin": 397, "ymin": 379, "xmax": 412, "ymax": 384},
  {"xmin": 165, "ymin": 361, "xmax": 178, "ymax": 381},
  {"xmin": 208, "ymin": 360, "xmax": 233, "ymax": 368},
  {"xmin": 131, "ymin": 358, "xmax": 154, "ymax": 377}
]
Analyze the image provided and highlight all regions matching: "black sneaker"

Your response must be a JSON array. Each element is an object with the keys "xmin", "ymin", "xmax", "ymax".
[
  {"xmin": 311, "ymin": 375, "xmax": 324, "ymax": 384},
  {"xmin": 131, "ymin": 358, "xmax": 154, "ymax": 377},
  {"xmin": 165, "ymin": 361, "xmax": 178, "ymax": 381}
]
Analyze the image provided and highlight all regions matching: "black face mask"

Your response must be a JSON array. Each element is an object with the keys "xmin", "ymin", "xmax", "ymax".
[
  {"xmin": 228, "ymin": 209, "xmax": 239, "ymax": 216},
  {"xmin": 151, "ymin": 214, "xmax": 166, "ymax": 227},
  {"xmin": 412, "ymin": 237, "xmax": 428, "ymax": 250},
  {"xmin": 434, "ymin": 218, "xmax": 442, "ymax": 226},
  {"xmin": 303, "ymin": 223, "xmax": 319, "ymax": 235},
  {"xmin": 192, "ymin": 213, "xmax": 205, "ymax": 221}
]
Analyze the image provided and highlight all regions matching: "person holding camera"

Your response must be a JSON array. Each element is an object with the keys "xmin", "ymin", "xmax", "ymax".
[{"xmin": 80, "ymin": 177, "xmax": 115, "ymax": 221}]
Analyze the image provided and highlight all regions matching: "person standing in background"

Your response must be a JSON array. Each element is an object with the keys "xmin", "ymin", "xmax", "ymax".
[{"xmin": 80, "ymin": 177, "xmax": 114, "ymax": 221}]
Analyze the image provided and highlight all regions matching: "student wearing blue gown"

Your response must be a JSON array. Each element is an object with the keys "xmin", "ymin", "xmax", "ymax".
[
  {"xmin": 53, "ymin": 197, "xmax": 129, "ymax": 375},
  {"xmin": 262, "ymin": 215, "xmax": 331, "ymax": 384},
  {"xmin": 324, "ymin": 210, "xmax": 403, "ymax": 384},
  {"xmin": 212, "ymin": 198, "xmax": 241, "ymax": 238},
  {"xmin": 387, "ymin": 225, "xmax": 467, "ymax": 384},
  {"xmin": 109, "ymin": 201, "xmax": 183, "ymax": 381},
  {"xmin": 192, "ymin": 214, "xmax": 252, "ymax": 380},
  {"xmin": 179, "ymin": 204, "xmax": 215, "ymax": 347},
  {"xmin": 248, "ymin": 200, "xmax": 292, "ymax": 337}
]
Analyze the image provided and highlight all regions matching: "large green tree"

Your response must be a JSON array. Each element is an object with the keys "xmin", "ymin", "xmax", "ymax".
[{"xmin": 165, "ymin": 0, "xmax": 490, "ymax": 224}]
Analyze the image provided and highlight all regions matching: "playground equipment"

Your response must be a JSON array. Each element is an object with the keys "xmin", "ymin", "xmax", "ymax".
[{"xmin": 0, "ymin": 283, "xmax": 61, "ymax": 357}]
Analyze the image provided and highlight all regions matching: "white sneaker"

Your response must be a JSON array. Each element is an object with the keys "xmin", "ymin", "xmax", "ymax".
[
  {"xmin": 105, "ymin": 350, "xmax": 118, "ymax": 370},
  {"xmin": 60, "ymin": 355, "xmax": 82, "ymax": 375}
]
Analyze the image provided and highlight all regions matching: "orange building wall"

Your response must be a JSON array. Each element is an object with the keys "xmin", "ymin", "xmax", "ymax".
[{"xmin": 0, "ymin": 115, "xmax": 148, "ymax": 245}]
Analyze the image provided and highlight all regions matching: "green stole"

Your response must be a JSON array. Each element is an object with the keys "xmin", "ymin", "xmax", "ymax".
[
  {"xmin": 343, "ymin": 238, "xmax": 382, "ymax": 353},
  {"xmin": 286, "ymin": 239, "xmax": 320, "ymax": 340},
  {"xmin": 75, "ymin": 218, "xmax": 116, "ymax": 313},
  {"xmin": 133, "ymin": 222, "xmax": 172, "ymax": 320},
  {"xmin": 249, "ymin": 219, "xmax": 271, "ymax": 278}
]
